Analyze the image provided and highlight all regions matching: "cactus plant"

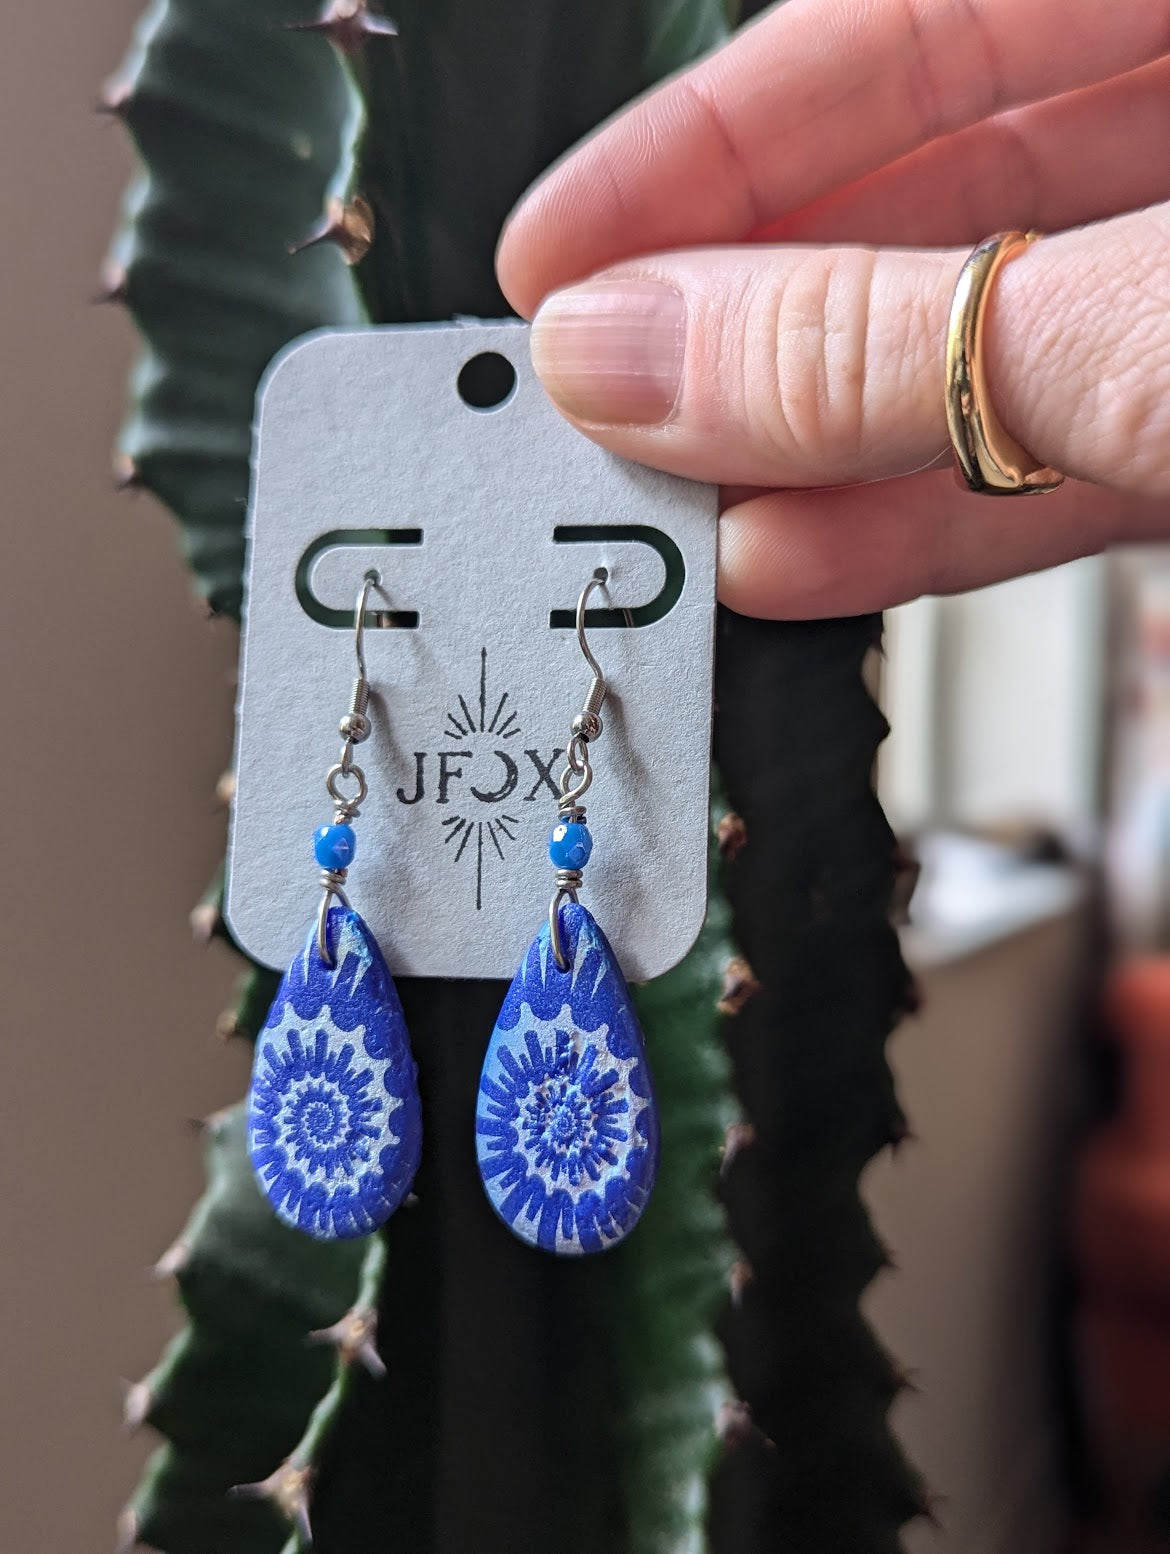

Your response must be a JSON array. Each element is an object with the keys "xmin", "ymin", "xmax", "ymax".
[{"xmin": 106, "ymin": 2, "xmax": 922, "ymax": 1550}]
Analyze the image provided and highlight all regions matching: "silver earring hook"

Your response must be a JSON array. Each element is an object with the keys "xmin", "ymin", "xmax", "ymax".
[
  {"xmin": 568, "ymin": 567, "xmax": 609, "ymax": 751},
  {"xmin": 317, "ymin": 570, "xmax": 381, "ymax": 966},
  {"xmin": 549, "ymin": 567, "xmax": 611, "ymax": 970},
  {"xmin": 576, "ymin": 567, "xmax": 608, "ymax": 683},
  {"xmin": 353, "ymin": 568, "xmax": 380, "ymax": 683}
]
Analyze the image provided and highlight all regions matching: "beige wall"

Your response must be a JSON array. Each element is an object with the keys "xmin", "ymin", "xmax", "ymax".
[
  {"xmin": 0, "ymin": 2, "xmax": 247, "ymax": 1547},
  {"xmin": 866, "ymin": 909, "xmax": 1091, "ymax": 1554}
]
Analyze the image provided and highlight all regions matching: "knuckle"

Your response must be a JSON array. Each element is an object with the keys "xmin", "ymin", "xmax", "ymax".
[
  {"xmin": 969, "ymin": 116, "xmax": 1042, "ymax": 234},
  {"xmin": 899, "ymin": 0, "xmax": 1006, "ymax": 144},
  {"xmin": 1103, "ymin": 229, "xmax": 1170, "ymax": 492},
  {"xmin": 674, "ymin": 72, "xmax": 764, "ymax": 233},
  {"xmin": 1032, "ymin": 214, "xmax": 1170, "ymax": 495},
  {"xmin": 739, "ymin": 249, "xmax": 883, "ymax": 480}
]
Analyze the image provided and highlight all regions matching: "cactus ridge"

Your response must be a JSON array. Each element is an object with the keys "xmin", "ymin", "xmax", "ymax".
[
  {"xmin": 620, "ymin": 845, "xmax": 743, "ymax": 1554},
  {"xmin": 709, "ymin": 610, "xmax": 924, "ymax": 1551},
  {"xmin": 105, "ymin": 0, "xmax": 366, "ymax": 619},
  {"xmin": 124, "ymin": 1103, "xmax": 374, "ymax": 1552}
]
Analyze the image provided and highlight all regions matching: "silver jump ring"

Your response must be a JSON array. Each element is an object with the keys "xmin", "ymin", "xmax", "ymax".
[
  {"xmin": 567, "ymin": 735, "xmax": 591, "ymax": 774},
  {"xmin": 326, "ymin": 762, "xmax": 368, "ymax": 808},
  {"xmin": 558, "ymin": 758, "xmax": 593, "ymax": 810}
]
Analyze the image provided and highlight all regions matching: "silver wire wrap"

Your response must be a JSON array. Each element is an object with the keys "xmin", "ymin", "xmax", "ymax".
[
  {"xmin": 548, "ymin": 868, "xmax": 584, "ymax": 967},
  {"xmin": 549, "ymin": 569, "xmax": 609, "ymax": 970},
  {"xmin": 318, "ymin": 572, "xmax": 380, "ymax": 965}
]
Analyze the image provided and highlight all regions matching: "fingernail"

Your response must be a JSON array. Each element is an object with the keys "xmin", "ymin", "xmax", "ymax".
[{"xmin": 531, "ymin": 280, "xmax": 685, "ymax": 425}]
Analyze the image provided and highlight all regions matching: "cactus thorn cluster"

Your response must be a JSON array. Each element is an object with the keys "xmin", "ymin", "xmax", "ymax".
[
  {"xmin": 214, "ymin": 1009, "xmax": 245, "ymax": 1043},
  {"xmin": 716, "ymin": 810, "xmax": 748, "ymax": 860},
  {"xmin": 112, "ymin": 453, "xmax": 143, "ymax": 491},
  {"xmin": 96, "ymin": 77, "xmax": 134, "ymax": 118},
  {"xmin": 288, "ymin": 0, "xmax": 398, "ymax": 54},
  {"xmin": 308, "ymin": 1303, "xmax": 385, "ymax": 1378},
  {"xmin": 728, "ymin": 1259, "xmax": 754, "ymax": 1308},
  {"xmin": 94, "ymin": 262, "xmax": 129, "ymax": 305},
  {"xmin": 188, "ymin": 1105, "xmax": 235, "ymax": 1137},
  {"xmin": 189, "ymin": 869, "xmax": 225, "ymax": 946},
  {"xmin": 121, "ymin": 1378, "xmax": 154, "ymax": 1434},
  {"xmin": 215, "ymin": 964, "xmax": 282, "ymax": 1044},
  {"xmin": 717, "ymin": 956, "xmax": 761, "ymax": 1016},
  {"xmin": 290, "ymin": 196, "xmax": 374, "ymax": 267},
  {"xmin": 721, "ymin": 1119, "xmax": 757, "ymax": 1176},
  {"xmin": 891, "ymin": 1360, "xmax": 921, "ymax": 1396},
  {"xmin": 151, "ymin": 1239, "xmax": 190, "ymax": 1282},
  {"xmin": 115, "ymin": 1506, "xmax": 142, "ymax": 1554},
  {"xmin": 189, "ymin": 899, "xmax": 223, "ymax": 945},
  {"xmin": 888, "ymin": 1114, "xmax": 917, "ymax": 1154},
  {"xmin": 231, "ymin": 1462, "xmax": 314, "ymax": 1544},
  {"xmin": 917, "ymin": 1488, "xmax": 945, "ymax": 1527},
  {"xmin": 716, "ymin": 1398, "xmax": 774, "ymax": 1454}
]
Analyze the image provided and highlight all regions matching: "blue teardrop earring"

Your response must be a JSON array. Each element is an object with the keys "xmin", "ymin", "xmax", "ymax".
[
  {"xmin": 247, "ymin": 572, "xmax": 422, "ymax": 1240},
  {"xmin": 476, "ymin": 568, "xmax": 660, "ymax": 1255}
]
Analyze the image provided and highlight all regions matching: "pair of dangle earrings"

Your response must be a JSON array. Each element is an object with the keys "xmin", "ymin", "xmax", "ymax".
[{"xmin": 246, "ymin": 570, "xmax": 658, "ymax": 1256}]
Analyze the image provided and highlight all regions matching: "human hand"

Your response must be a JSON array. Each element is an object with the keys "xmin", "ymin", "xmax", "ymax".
[{"xmin": 496, "ymin": 0, "xmax": 1170, "ymax": 618}]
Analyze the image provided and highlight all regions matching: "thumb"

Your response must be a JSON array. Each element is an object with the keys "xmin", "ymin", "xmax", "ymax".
[{"xmin": 527, "ymin": 203, "xmax": 1170, "ymax": 499}]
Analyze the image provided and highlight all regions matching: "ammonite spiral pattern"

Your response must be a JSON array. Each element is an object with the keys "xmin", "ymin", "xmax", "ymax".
[
  {"xmin": 476, "ymin": 902, "xmax": 659, "ymax": 1254},
  {"xmin": 248, "ymin": 908, "xmax": 421, "ymax": 1240}
]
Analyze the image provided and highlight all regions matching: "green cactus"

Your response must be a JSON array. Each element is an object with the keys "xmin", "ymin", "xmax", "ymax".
[
  {"xmin": 119, "ymin": 1097, "xmax": 374, "ymax": 1554},
  {"xmin": 107, "ymin": 2, "xmax": 920, "ymax": 1550},
  {"xmin": 104, "ymin": 0, "xmax": 364, "ymax": 619},
  {"xmin": 710, "ymin": 612, "xmax": 925, "ymax": 1551}
]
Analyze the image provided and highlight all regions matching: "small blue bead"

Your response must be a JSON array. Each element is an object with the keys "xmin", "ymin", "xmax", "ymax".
[
  {"xmin": 314, "ymin": 824, "xmax": 356, "ymax": 870},
  {"xmin": 549, "ymin": 820, "xmax": 593, "ymax": 870}
]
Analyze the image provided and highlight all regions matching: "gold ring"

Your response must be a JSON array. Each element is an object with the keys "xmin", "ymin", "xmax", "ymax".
[{"xmin": 944, "ymin": 230, "xmax": 1064, "ymax": 495}]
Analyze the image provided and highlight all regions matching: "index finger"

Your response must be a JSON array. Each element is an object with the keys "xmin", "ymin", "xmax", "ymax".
[{"xmin": 497, "ymin": 0, "xmax": 1170, "ymax": 316}]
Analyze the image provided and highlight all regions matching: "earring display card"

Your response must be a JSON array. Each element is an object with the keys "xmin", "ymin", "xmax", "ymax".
[{"xmin": 227, "ymin": 323, "xmax": 717, "ymax": 982}]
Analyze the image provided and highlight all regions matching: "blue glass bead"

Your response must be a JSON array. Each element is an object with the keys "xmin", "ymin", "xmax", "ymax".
[
  {"xmin": 476, "ymin": 901, "xmax": 659, "ymax": 1255},
  {"xmin": 549, "ymin": 820, "xmax": 593, "ymax": 870},
  {"xmin": 314, "ymin": 823, "xmax": 356, "ymax": 871}
]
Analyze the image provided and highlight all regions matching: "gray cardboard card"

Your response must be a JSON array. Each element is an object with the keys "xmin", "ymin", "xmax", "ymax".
[{"xmin": 226, "ymin": 323, "xmax": 717, "ymax": 982}]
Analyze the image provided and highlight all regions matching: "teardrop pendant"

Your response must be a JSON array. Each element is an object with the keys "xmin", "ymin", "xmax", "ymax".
[
  {"xmin": 476, "ymin": 901, "xmax": 659, "ymax": 1254},
  {"xmin": 248, "ymin": 906, "xmax": 422, "ymax": 1240}
]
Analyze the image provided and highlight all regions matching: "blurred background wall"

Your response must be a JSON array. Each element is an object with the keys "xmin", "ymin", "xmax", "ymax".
[
  {"xmin": 0, "ymin": 3, "xmax": 1109, "ymax": 1551},
  {"xmin": 0, "ymin": 1, "xmax": 248, "ymax": 1545}
]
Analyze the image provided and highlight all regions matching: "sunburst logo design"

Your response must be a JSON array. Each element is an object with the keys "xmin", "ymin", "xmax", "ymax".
[{"xmin": 441, "ymin": 649, "xmax": 524, "ymax": 910}]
